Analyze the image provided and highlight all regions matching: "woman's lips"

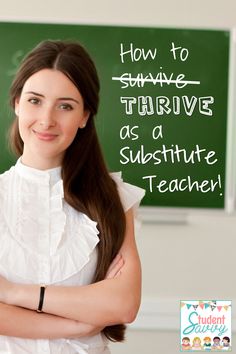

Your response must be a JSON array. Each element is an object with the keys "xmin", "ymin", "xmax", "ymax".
[{"xmin": 33, "ymin": 129, "xmax": 58, "ymax": 141}]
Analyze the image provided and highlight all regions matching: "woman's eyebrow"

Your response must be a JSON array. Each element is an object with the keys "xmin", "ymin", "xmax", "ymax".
[
  {"xmin": 25, "ymin": 91, "xmax": 80, "ymax": 104},
  {"xmin": 58, "ymin": 97, "xmax": 80, "ymax": 104},
  {"xmin": 25, "ymin": 91, "xmax": 44, "ymax": 97}
]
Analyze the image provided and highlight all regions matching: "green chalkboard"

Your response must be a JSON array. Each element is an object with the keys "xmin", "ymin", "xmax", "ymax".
[{"xmin": 0, "ymin": 22, "xmax": 230, "ymax": 208}]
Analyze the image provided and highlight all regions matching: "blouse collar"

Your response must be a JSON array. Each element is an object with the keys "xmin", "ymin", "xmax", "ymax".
[{"xmin": 15, "ymin": 157, "xmax": 62, "ymax": 186}]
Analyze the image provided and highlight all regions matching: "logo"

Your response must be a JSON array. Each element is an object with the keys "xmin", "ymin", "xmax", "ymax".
[{"xmin": 180, "ymin": 300, "xmax": 231, "ymax": 351}]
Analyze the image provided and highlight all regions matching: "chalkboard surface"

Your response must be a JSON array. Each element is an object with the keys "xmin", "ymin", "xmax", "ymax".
[{"xmin": 0, "ymin": 22, "xmax": 230, "ymax": 208}]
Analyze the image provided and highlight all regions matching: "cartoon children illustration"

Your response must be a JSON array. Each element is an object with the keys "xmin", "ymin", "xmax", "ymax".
[
  {"xmin": 182, "ymin": 337, "xmax": 191, "ymax": 350},
  {"xmin": 192, "ymin": 337, "xmax": 203, "ymax": 351},
  {"xmin": 212, "ymin": 337, "xmax": 221, "ymax": 350},
  {"xmin": 203, "ymin": 337, "xmax": 212, "ymax": 351},
  {"xmin": 222, "ymin": 336, "xmax": 231, "ymax": 350}
]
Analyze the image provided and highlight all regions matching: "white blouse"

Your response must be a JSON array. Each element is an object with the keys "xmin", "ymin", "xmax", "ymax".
[{"xmin": 0, "ymin": 159, "xmax": 145, "ymax": 354}]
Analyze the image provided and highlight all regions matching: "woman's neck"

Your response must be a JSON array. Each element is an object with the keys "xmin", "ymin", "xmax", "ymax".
[{"xmin": 21, "ymin": 152, "xmax": 62, "ymax": 170}]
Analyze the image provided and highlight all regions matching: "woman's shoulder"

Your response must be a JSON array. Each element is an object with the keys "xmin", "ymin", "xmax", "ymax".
[
  {"xmin": 0, "ymin": 166, "xmax": 12, "ymax": 178},
  {"xmin": 110, "ymin": 172, "xmax": 145, "ymax": 212},
  {"xmin": 0, "ymin": 167, "xmax": 15, "ymax": 221},
  {"xmin": 0, "ymin": 166, "xmax": 14, "ymax": 193}
]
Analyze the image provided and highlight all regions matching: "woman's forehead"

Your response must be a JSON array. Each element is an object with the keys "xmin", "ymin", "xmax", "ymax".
[{"xmin": 22, "ymin": 68, "xmax": 82, "ymax": 99}]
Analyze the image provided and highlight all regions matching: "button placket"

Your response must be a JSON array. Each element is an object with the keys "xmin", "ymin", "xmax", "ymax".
[{"xmin": 38, "ymin": 181, "xmax": 51, "ymax": 285}]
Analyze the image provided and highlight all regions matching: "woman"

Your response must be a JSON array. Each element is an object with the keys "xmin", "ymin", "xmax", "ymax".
[{"xmin": 0, "ymin": 40, "xmax": 145, "ymax": 353}]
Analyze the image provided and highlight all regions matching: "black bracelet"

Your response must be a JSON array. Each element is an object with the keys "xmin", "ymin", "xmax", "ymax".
[{"xmin": 37, "ymin": 285, "xmax": 46, "ymax": 313}]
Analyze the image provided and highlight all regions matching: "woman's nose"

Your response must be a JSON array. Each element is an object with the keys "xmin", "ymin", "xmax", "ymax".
[
  {"xmin": 38, "ymin": 107, "xmax": 56, "ymax": 128},
  {"xmin": 39, "ymin": 120, "xmax": 56, "ymax": 129}
]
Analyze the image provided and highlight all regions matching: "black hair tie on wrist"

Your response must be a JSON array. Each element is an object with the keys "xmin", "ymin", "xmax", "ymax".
[{"xmin": 37, "ymin": 285, "xmax": 46, "ymax": 313}]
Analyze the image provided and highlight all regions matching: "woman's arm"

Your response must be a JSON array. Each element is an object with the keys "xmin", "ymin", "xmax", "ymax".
[
  {"xmin": 0, "ymin": 249, "xmax": 124, "ymax": 339},
  {"xmin": 5, "ymin": 208, "xmax": 141, "ymax": 327},
  {"xmin": 0, "ymin": 302, "xmax": 101, "ymax": 339}
]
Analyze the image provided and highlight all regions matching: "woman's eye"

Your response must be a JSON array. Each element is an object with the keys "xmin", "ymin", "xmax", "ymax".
[
  {"xmin": 59, "ymin": 103, "xmax": 73, "ymax": 111},
  {"xmin": 28, "ymin": 98, "xmax": 40, "ymax": 105}
]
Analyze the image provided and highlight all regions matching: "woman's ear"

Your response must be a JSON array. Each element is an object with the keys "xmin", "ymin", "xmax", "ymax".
[
  {"xmin": 14, "ymin": 97, "xmax": 20, "ymax": 116},
  {"xmin": 81, "ymin": 110, "xmax": 90, "ymax": 128}
]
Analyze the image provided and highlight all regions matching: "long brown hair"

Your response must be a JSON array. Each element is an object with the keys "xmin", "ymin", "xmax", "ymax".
[{"xmin": 9, "ymin": 40, "xmax": 126, "ymax": 341}]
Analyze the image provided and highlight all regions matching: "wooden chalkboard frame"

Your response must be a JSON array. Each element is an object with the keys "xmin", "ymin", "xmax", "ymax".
[{"xmin": 224, "ymin": 29, "xmax": 236, "ymax": 213}]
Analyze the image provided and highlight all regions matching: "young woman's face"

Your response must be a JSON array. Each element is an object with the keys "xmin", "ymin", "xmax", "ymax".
[{"xmin": 15, "ymin": 68, "xmax": 89, "ymax": 169}]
